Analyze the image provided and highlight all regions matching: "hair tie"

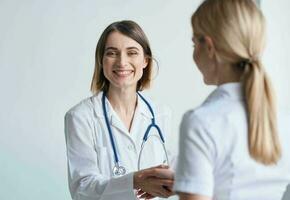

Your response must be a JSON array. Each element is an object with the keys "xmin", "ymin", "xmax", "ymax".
[{"xmin": 237, "ymin": 59, "xmax": 251, "ymax": 68}]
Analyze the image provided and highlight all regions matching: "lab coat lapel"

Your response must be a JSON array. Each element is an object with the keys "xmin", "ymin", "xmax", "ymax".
[
  {"xmin": 109, "ymin": 93, "xmax": 153, "ymax": 137},
  {"xmin": 110, "ymin": 114, "xmax": 129, "ymax": 135},
  {"xmin": 136, "ymin": 93, "xmax": 153, "ymax": 119},
  {"xmin": 129, "ymin": 94, "xmax": 153, "ymax": 144}
]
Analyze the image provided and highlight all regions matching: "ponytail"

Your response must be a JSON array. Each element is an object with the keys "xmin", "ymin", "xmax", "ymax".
[{"xmin": 242, "ymin": 60, "xmax": 281, "ymax": 165}]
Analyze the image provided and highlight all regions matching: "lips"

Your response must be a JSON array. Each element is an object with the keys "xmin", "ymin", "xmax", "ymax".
[{"xmin": 113, "ymin": 70, "xmax": 134, "ymax": 77}]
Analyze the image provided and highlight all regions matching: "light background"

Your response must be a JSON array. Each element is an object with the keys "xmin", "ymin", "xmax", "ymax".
[{"xmin": 0, "ymin": 0, "xmax": 289, "ymax": 199}]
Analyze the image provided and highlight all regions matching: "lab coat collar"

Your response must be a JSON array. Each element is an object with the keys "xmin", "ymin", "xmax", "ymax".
[
  {"xmin": 92, "ymin": 91, "xmax": 153, "ymax": 119},
  {"xmin": 96, "ymin": 91, "xmax": 153, "ymax": 135},
  {"xmin": 205, "ymin": 82, "xmax": 244, "ymax": 103}
]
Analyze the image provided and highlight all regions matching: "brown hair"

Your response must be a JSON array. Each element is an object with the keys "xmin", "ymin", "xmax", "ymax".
[
  {"xmin": 192, "ymin": 0, "xmax": 281, "ymax": 165},
  {"xmin": 91, "ymin": 20, "xmax": 153, "ymax": 93}
]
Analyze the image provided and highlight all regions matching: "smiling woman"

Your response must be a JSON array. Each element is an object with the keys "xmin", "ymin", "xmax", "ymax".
[
  {"xmin": 102, "ymin": 31, "xmax": 148, "ymax": 92},
  {"xmin": 64, "ymin": 20, "xmax": 175, "ymax": 200},
  {"xmin": 91, "ymin": 20, "xmax": 153, "ymax": 94}
]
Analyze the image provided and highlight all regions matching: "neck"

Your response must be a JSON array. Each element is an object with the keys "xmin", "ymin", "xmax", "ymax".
[
  {"xmin": 216, "ymin": 62, "xmax": 243, "ymax": 85},
  {"xmin": 106, "ymin": 87, "xmax": 137, "ymax": 132},
  {"xmin": 107, "ymin": 86, "xmax": 137, "ymax": 123}
]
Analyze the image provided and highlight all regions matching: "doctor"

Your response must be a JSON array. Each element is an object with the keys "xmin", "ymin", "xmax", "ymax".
[
  {"xmin": 65, "ymin": 20, "xmax": 174, "ymax": 200},
  {"xmin": 174, "ymin": 0, "xmax": 290, "ymax": 200}
]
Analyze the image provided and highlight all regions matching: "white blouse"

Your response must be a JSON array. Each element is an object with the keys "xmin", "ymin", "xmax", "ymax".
[{"xmin": 174, "ymin": 83, "xmax": 290, "ymax": 200}]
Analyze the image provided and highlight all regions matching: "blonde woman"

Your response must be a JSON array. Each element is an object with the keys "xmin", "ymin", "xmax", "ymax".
[
  {"xmin": 65, "ymin": 20, "xmax": 174, "ymax": 200},
  {"xmin": 173, "ymin": 0, "xmax": 290, "ymax": 199}
]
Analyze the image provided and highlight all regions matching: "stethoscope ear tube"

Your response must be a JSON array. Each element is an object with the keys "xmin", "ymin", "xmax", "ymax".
[
  {"xmin": 138, "ymin": 135, "xmax": 169, "ymax": 171},
  {"xmin": 143, "ymin": 123, "xmax": 165, "ymax": 143},
  {"xmin": 102, "ymin": 92, "xmax": 119, "ymax": 164}
]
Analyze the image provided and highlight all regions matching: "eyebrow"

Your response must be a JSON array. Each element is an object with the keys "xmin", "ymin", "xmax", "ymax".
[
  {"xmin": 105, "ymin": 46, "xmax": 140, "ymax": 51},
  {"xmin": 105, "ymin": 47, "xmax": 118, "ymax": 51}
]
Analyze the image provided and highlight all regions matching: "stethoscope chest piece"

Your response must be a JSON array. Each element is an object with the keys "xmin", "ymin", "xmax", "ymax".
[{"xmin": 113, "ymin": 164, "xmax": 126, "ymax": 176}]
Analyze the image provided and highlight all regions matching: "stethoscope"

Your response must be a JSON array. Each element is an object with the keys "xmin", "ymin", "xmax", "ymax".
[{"xmin": 102, "ymin": 92, "xmax": 169, "ymax": 176}]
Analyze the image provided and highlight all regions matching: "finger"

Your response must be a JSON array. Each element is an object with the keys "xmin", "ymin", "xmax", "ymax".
[
  {"xmin": 137, "ymin": 190, "xmax": 145, "ymax": 196},
  {"xmin": 139, "ymin": 192, "xmax": 155, "ymax": 199},
  {"xmin": 156, "ymin": 168, "xmax": 174, "ymax": 179},
  {"xmin": 156, "ymin": 187, "xmax": 174, "ymax": 198},
  {"xmin": 164, "ymin": 185, "xmax": 174, "ymax": 192},
  {"xmin": 143, "ymin": 168, "xmax": 174, "ymax": 179},
  {"xmin": 148, "ymin": 177, "xmax": 174, "ymax": 187},
  {"xmin": 155, "ymin": 164, "xmax": 169, "ymax": 169},
  {"xmin": 163, "ymin": 185, "xmax": 173, "ymax": 192},
  {"xmin": 145, "ymin": 186, "xmax": 171, "ymax": 198},
  {"xmin": 145, "ymin": 164, "xmax": 168, "ymax": 171},
  {"xmin": 160, "ymin": 179, "xmax": 174, "ymax": 187}
]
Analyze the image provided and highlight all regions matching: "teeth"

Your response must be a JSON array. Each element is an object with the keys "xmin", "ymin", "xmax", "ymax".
[{"xmin": 114, "ymin": 70, "xmax": 132, "ymax": 75}]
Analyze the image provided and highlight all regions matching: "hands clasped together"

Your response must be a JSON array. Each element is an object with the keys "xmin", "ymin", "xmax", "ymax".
[{"xmin": 133, "ymin": 165, "xmax": 175, "ymax": 199}]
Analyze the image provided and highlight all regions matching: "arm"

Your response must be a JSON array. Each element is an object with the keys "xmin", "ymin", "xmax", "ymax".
[
  {"xmin": 173, "ymin": 111, "xmax": 215, "ymax": 199},
  {"xmin": 65, "ymin": 111, "xmax": 136, "ymax": 200}
]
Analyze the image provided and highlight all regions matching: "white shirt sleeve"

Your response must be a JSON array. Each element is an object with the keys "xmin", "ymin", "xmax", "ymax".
[
  {"xmin": 173, "ymin": 111, "xmax": 216, "ymax": 197},
  {"xmin": 64, "ymin": 111, "xmax": 136, "ymax": 200}
]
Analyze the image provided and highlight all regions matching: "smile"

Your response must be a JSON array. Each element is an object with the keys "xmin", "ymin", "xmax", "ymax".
[{"xmin": 113, "ymin": 70, "xmax": 133, "ymax": 77}]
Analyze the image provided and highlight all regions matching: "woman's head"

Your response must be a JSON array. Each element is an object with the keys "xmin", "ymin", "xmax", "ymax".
[
  {"xmin": 191, "ymin": 0, "xmax": 265, "ymax": 69},
  {"xmin": 91, "ymin": 20, "xmax": 153, "ymax": 93},
  {"xmin": 191, "ymin": 0, "xmax": 281, "ymax": 165}
]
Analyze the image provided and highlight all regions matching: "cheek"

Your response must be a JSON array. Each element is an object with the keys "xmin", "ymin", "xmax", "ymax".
[
  {"xmin": 193, "ymin": 48, "xmax": 202, "ymax": 69},
  {"xmin": 101, "ymin": 58, "xmax": 113, "ymax": 77},
  {"xmin": 102, "ymin": 58, "xmax": 109, "ymax": 70},
  {"xmin": 134, "ymin": 58, "xmax": 147, "ymax": 70},
  {"xmin": 193, "ymin": 46, "xmax": 202, "ymax": 62}
]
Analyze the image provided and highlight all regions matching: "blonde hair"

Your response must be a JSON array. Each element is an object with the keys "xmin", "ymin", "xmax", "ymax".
[
  {"xmin": 91, "ymin": 20, "xmax": 153, "ymax": 94},
  {"xmin": 192, "ymin": 0, "xmax": 281, "ymax": 165}
]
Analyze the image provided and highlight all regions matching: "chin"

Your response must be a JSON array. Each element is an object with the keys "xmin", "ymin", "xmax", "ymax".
[
  {"xmin": 112, "ymin": 82, "xmax": 136, "ymax": 90},
  {"xmin": 203, "ymin": 78, "xmax": 215, "ymax": 85},
  {"xmin": 203, "ymin": 78, "xmax": 211, "ymax": 85}
]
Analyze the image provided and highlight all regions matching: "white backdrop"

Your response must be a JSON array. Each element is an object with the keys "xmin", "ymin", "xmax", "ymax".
[{"xmin": 0, "ymin": 0, "xmax": 289, "ymax": 199}]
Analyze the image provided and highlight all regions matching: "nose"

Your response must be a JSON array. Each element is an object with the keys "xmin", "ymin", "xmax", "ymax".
[{"xmin": 116, "ymin": 52, "xmax": 128, "ymax": 67}]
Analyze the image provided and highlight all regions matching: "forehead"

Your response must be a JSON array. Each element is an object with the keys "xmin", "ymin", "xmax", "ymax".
[{"xmin": 105, "ymin": 31, "xmax": 143, "ymax": 50}]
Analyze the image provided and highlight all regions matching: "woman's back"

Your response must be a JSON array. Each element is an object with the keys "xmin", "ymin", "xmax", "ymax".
[{"xmin": 176, "ymin": 83, "xmax": 290, "ymax": 199}]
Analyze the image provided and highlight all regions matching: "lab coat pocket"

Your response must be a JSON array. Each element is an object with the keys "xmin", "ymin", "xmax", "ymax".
[{"xmin": 94, "ymin": 146, "xmax": 111, "ymax": 175}]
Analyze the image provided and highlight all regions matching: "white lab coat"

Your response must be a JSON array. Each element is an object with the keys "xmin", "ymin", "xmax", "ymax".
[
  {"xmin": 64, "ymin": 91, "xmax": 172, "ymax": 200},
  {"xmin": 173, "ymin": 83, "xmax": 290, "ymax": 200}
]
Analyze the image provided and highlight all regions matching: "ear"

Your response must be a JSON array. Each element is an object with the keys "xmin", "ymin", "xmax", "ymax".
[
  {"xmin": 204, "ymin": 36, "xmax": 215, "ymax": 59},
  {"xmin": 142, "ymin": 57, "xmax": 149, "ymax": 69}
]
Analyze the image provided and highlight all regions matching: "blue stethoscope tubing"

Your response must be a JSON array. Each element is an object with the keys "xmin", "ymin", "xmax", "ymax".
[{"xmin": 102, "ymin": 91, "xmax": 169, "ymax": 176}]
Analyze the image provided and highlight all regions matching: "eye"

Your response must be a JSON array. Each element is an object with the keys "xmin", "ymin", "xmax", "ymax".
[
  {"xmin": 127, "ymin": 51, "xmax": 138, "ymax": 56},
  {"xmin": 105, "ymin": 51, "xmax": 118, "ymax": 57}
]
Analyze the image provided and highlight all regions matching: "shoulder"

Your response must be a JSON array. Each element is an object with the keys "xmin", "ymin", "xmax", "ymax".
[
  {"xmin": 180, "ymin": 108, "xmax": 208, "ymax": 132},
  {"xmin": 65, "ymin": 96, "xmax": 97, "ymax": 120},
  {"xmin": 153, "ymin": 102, "xmax": 172, "ymax": 118},
  {"xmin": 180, "ymin": 97, "xmax": 247, "ymax": 140},
  {"xmin": 190, "ymin": 97, "xmax": 245, "ymax": 126},
  {"xmin": 138, "ymin": 92, "xmax": 172, "ymax": 118}
]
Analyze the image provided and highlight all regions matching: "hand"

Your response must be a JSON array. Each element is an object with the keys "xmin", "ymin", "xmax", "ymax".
[{"xmin": 134, "ymin": 165, "xmax": 175, "ymax": 199}]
